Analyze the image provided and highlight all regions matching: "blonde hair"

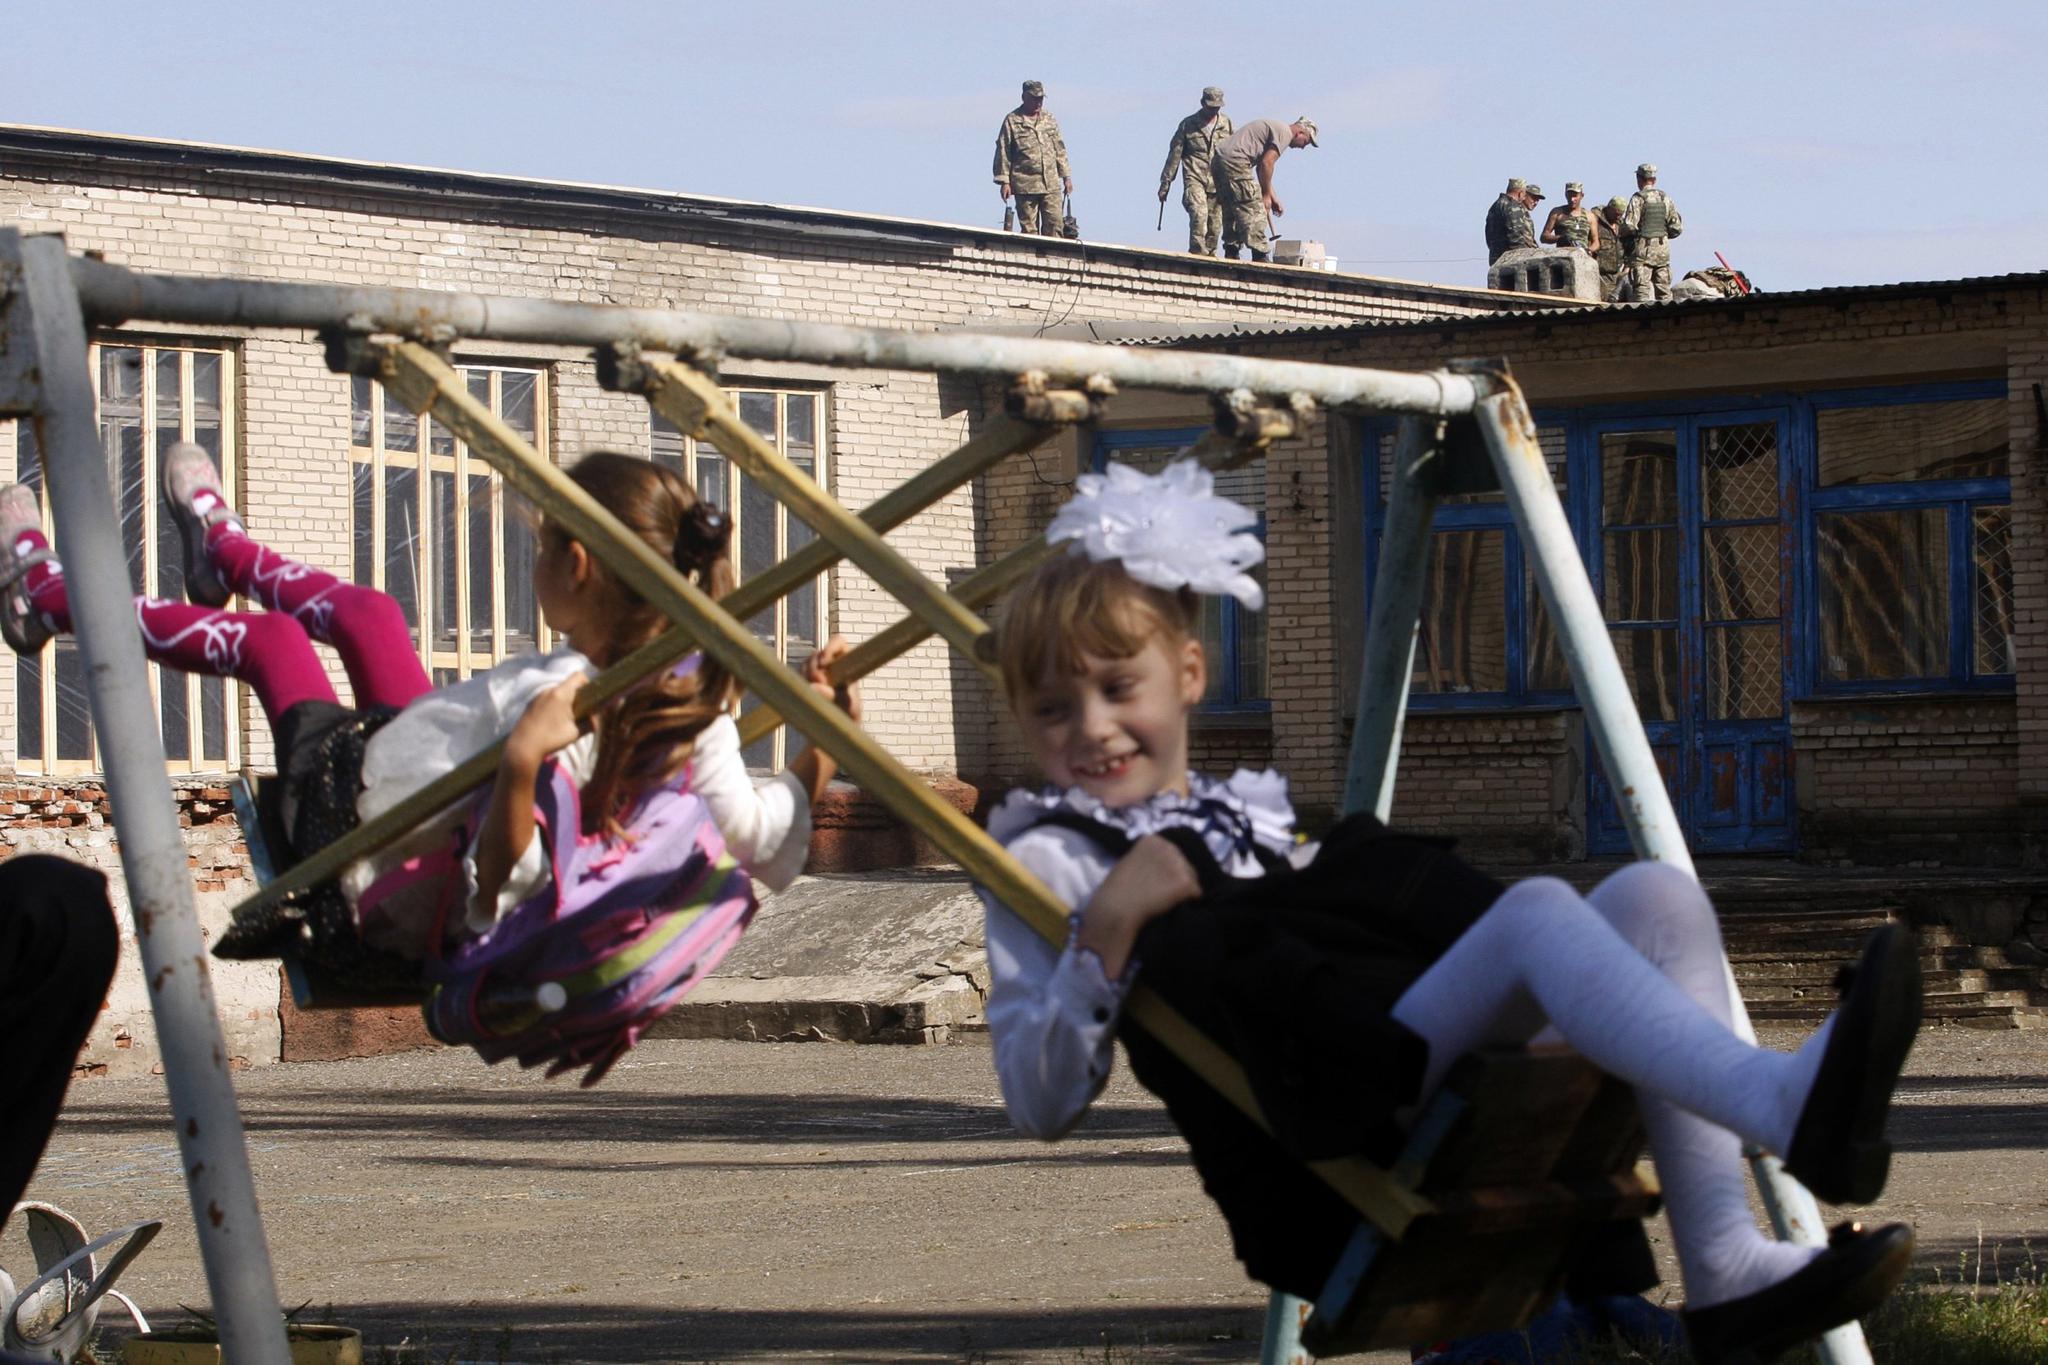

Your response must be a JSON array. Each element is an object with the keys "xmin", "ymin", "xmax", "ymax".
[
  {"xmin": 541, "ymin": 452, "xmax": 739, "ymax": 836},
  {"xmin": 996, "ymin": 550, "xmax": 1199, "ymax": 704}
]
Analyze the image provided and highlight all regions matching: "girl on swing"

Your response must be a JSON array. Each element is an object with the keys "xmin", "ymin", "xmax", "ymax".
[
  {"xmin": 0, "ymin": 443, "xmax": 860, "ymax": 1082},
  {"xmin": 977, "ymin": 459, "xmax": 1921, "ymax": 1365}
]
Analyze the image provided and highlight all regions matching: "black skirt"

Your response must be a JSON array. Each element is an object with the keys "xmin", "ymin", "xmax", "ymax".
[
  {"xmin": 1138, "ymin": 815, "xmax": 1505, "ymax": 1296},
  {"xmin": 1028, "ymin": 811, "xmax": 1653, "ymax": 1302}
]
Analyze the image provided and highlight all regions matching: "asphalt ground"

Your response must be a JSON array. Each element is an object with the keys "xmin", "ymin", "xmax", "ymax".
[{"xmin": 13, "ymin": 1024, "xmax": 2047, "ymax": 1363}]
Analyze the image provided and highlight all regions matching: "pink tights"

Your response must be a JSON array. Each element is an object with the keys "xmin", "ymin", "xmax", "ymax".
[{"xmin": 21, "ymin": 523, "xmax": 430, "ymax": 723}]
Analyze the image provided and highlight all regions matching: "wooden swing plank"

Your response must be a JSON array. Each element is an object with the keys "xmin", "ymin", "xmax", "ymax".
[
  {"xmin": 227, "ymin": 777, "xmax": 426, "ymax": 1010},
  {"xmin": 1304, "ymin": 1048, "xmax": 1656, "ymax": 1354}
]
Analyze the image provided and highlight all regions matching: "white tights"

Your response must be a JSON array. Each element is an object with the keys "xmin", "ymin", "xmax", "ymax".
[{"xmin": 1389, "ymin": 863, "xmax": 1825, "ymax": 1308}]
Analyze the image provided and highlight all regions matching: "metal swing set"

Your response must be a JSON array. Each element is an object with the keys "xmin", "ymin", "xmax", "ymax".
[{"xmin": 0, "ymin": 227, "xmax": 1872, "ymax": 1364}]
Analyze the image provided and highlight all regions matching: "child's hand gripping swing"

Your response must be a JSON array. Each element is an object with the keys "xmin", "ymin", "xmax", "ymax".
[
  {"xmin": 975, "ymin": 456, "xmax": 1923, "ymax": 1364},
  {"xmin": 0, "ymin": 445, "xmax": 862, "ymax": 1085}
]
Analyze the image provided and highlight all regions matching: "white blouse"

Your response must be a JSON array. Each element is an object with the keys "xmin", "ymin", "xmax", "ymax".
[{"xmin": 976, "ymin": 769, "xmax": 1306, "ymax": 1140}]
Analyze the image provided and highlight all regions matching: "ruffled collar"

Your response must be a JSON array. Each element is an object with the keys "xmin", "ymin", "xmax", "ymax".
[{"xmin": 988, "ymin": 768, "xmax": 1298, "ymax": 858}]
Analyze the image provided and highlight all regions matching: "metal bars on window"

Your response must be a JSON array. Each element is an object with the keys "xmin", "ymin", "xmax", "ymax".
[
  {"xmin": 653, "ymin": 389, "xmax": 827, "ymax": 768},
  {"xmin": 350, "ymin": 366, "xmax": 546, "ymax": 687},
  {"xmin": 1807, "ymin": 386, "xmax": 2013, "ymax": 691},
  {"xmin": 12, "ymin": 343, "xmax": 237, "ymax": 774}
]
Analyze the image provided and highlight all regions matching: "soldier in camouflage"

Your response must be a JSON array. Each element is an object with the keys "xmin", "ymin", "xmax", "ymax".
[
  {"xmin": 1596, "ymin": 195, "xmax": 1631, "ymax": 301},
  {"xmin": 1217, "ymin": 116, "xmax": 1317, "ymax": 261},
  {"xmin": 1484, "ymin": 178, "xmax": 1538, "ymax": 264},
  {"xmin": 1157, "ymin": 87, "xmax": 1234, "ymax": 256},
  {"xmin": 1542, "ymin": 182, "xmax": 1601, "ymax": 257},
  {"xmin": 993, "ymin": 79, "xmax": 1074, "ymax": 238},
  {"xmin": 1621, "ymin": 163, "xmax": 1684, "ymax": 302}
]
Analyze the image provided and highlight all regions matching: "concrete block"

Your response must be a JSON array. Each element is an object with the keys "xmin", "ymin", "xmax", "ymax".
[{"xmin": 1489, "ymin": 246, "xmax": 1602, "ymax": 301}]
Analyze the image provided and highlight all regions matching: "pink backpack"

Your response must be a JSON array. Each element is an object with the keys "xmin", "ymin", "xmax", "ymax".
[{"xmin": 363, "ymin": 760, "xmax": 757, "ymax": 1086}]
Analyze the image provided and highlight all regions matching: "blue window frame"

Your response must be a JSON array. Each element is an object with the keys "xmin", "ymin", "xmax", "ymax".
[
  {"xmin": 1359, "ymin": 418, "xmax": 1575, "ymax": 710},
  {"xmin": 1799, "ymin": 381, "xmax": 2012, "ymax": 695},
  {"xmin": 1091, "ymin": 428, "xmax": 1268, "ymax": 715},
  {"xmin": 1361, "ymin": 381, "xmax": 2013, "ymax": 714}
]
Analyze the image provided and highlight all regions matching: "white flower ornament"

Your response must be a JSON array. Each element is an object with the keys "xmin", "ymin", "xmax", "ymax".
[{"xmin": 1046, "ymin": 458, "xmax": 1265, "ymax": 609}]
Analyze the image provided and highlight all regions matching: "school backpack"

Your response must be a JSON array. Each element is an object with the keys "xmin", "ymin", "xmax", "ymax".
[{"xmin": 387, "ymin": 759, "xmax": 757, "ymax": 1086}]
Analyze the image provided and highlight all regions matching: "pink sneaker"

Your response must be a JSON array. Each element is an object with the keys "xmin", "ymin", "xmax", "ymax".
[
  {"xmin": 0, "ymin": 482, "xmax": 57, "ymax": 654},
  {"xmin": 160, "ymin": 441, "xmax": 241, "ymax": 607}
]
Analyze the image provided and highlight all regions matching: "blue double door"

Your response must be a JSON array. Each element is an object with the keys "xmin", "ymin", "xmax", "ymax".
[{"xmin": 1585, "ymin": 411, "xmax": 1794, "ymax": 854}]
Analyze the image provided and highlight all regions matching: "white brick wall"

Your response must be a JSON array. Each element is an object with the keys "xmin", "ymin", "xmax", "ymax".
[{"xmin": 0, "ymin": 133, "xmax": 1508, "ymax": 1069}]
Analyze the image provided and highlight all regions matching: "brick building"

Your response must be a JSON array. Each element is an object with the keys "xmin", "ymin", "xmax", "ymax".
[
  {"xmin": 0, "ymin": 125, "xmax": 1533, "ymax": 1071},
  {"xmin": 974, "ymin": 281, "xmax": 2046, "ymax": 871},
  {"xmin": 4, "ymin": 127, "xmax": 2040, "ymax": 1071}
]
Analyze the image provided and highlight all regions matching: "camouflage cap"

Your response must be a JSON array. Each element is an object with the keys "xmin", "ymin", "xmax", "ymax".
[
  {"xmin": 1606, "ymin": 195, "xmax": 1627, "ymax": 213},
  {"xmin": 1524, "ymin": 182, "xmax": 1545, "ymax": 200},
  {"xmin": 1565, "ymin": 181, "xmax": 1584, "ymax": 194},
  {"xmin": 1294, "ymin": 117, "xmax": 1319, "ymax": 146},
  {"xmin": 1021, "ymin": 79, "xmax": 1045, "ymax": 97},
  {"xmin": 1201, "ymin": 86, "xmax": 1225, "ymax": 108},
  {"xmin": 1637, "ymin": 161, "xmax": 1657, "ymax": 178},
  {"xmin": 1506, "ymin": 177, "xmax": 1526, "ymax": 192}
]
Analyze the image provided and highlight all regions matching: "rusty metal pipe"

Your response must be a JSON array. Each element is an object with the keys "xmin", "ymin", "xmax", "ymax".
[{"xmin": 68, "ymin": 254, "xmax": 1480, "ymax": 415}]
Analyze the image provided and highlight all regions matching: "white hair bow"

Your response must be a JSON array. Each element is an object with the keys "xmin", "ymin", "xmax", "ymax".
[{"xmin": 1047, "ymin": 458, "xmax": 1264, "ymax": 609}]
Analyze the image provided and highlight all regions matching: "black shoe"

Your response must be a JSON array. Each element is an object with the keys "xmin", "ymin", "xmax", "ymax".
[
  {"xmin": 1681, "ymin": 1221, "xmax": 1913, "ymax": 1365},
  {"xmin": 1783, "ymin": 923, "xmax": 1923, "ymax": 1204},
  {"xmin": 1222, "ymin": 246, "xmax": 1242, "ymax": 259},
  {"xmin": 1250, "ymin": 249, "xmax": 1270, "ymax": 262}
]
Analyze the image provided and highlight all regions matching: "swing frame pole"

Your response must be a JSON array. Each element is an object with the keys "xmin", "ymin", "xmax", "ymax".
[
  {"xmin": 377, "ymin": 336, "xmax": 1440, "ymax": 1240},
  {"xmin": 8, "ymin": 234, "xmax": 1868, "ymax": 1362},
  {"xmin": 1261, "ymin": 413, "xmax": 1451, "ymax": 1365},
  {"xmin": 1471, "ymin": 381, "xmax": 1873, "ymax": 1365},
  {"xmin": 66, "ymin": 254, "xmax": 1483, "ymax": 418},
  {"xmin": 1, "ymin": 230, "xmax": 292, "ymax": 1363}
]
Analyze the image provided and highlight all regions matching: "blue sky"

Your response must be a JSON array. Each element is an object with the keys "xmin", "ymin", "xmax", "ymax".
[{"xmin": 6, "ymin": 1, "xmax": 2042, "ymax": 293}]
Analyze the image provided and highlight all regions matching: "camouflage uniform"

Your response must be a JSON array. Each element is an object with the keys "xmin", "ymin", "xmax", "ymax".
[
  {"xmin": 1160, "ymin": 93, "xmax": 1234, "ymax": 255},
  {"xmin": 1595, "ymin": 198, "xmax": 1631, "ymax": 301},
  {"xmin": 1621, "ymin": 166, "xmax": 1683, "ymax": 302},
  {"xmin": 1217, "ymin": 117, "xmax": 1312, "ymax": 258},
  {"xmin": 1551, "ymin": 205, "xmax": 1595, "ymax": 250},
  {"xmin": 993, "ymin": 91, "xmax": 1072, "ymax": 238},
  {"xmin": 1484, "ymin": 192, "xmax": 1536, "ymax": 263}
]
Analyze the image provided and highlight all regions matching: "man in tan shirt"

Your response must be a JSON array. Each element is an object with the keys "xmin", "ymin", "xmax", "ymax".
[{"xmin": 1216, "ymin": 116, "xmax": 1318, "ymax": 261}]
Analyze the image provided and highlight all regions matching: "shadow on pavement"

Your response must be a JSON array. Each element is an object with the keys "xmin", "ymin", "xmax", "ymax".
[
  {"xmin": 1889, "ymin": 1097, "xmax": 2048, "ymax": 1153},
  {"xmin": 105, "ymin": 1299, "xmax": 1262, "ymax": 1363}
]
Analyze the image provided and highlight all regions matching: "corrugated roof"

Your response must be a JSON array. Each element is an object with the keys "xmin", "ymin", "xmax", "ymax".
[{"xmin": 1129, "ymin": 270, "xmax": 2048, "ymax": 346}]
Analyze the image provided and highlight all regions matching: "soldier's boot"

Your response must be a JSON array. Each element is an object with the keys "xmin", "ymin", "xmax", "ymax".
[
  {"xmin": 1249, "ymin": 249, "xmax": 1270, "ymax": 263},
  {"xmin": 1222, "ymin": 246, "xmax": 1242, "ymax": 259}
]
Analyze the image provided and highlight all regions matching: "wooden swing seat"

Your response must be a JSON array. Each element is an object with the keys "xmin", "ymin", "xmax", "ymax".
[
  {"xmin": 1301, "ymin": 1046, "xmax": 1660, "ymax": 1356},
  {"xmin": 228, "ymin": 775, "xmax": 429, "ymax": 1011}
]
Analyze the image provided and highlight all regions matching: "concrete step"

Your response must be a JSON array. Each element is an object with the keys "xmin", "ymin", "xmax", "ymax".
[
  {"xmin": 1734, "ymin": 963, "xmax": 2042, "ymax": 993},
  {"xmin": 1723, "ymin": 905, "xmax": 2048, "ymax": 1025},
  {"xmin": 1748, "ymin": 1002, "xmax": 2048, "ymax": 1031}
]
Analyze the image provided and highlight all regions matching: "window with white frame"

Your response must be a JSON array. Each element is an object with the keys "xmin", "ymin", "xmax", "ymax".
[
  {"xmin": 350, "ymin": 366, "xmax": 548, "ymax": 688},
  {"xmin": 13, "ymin": 344, "xmax": 239, "ymax": 774},
  {"xmin": 652, "ymin": 388, "xmax": 827, "ymax": 769}
]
